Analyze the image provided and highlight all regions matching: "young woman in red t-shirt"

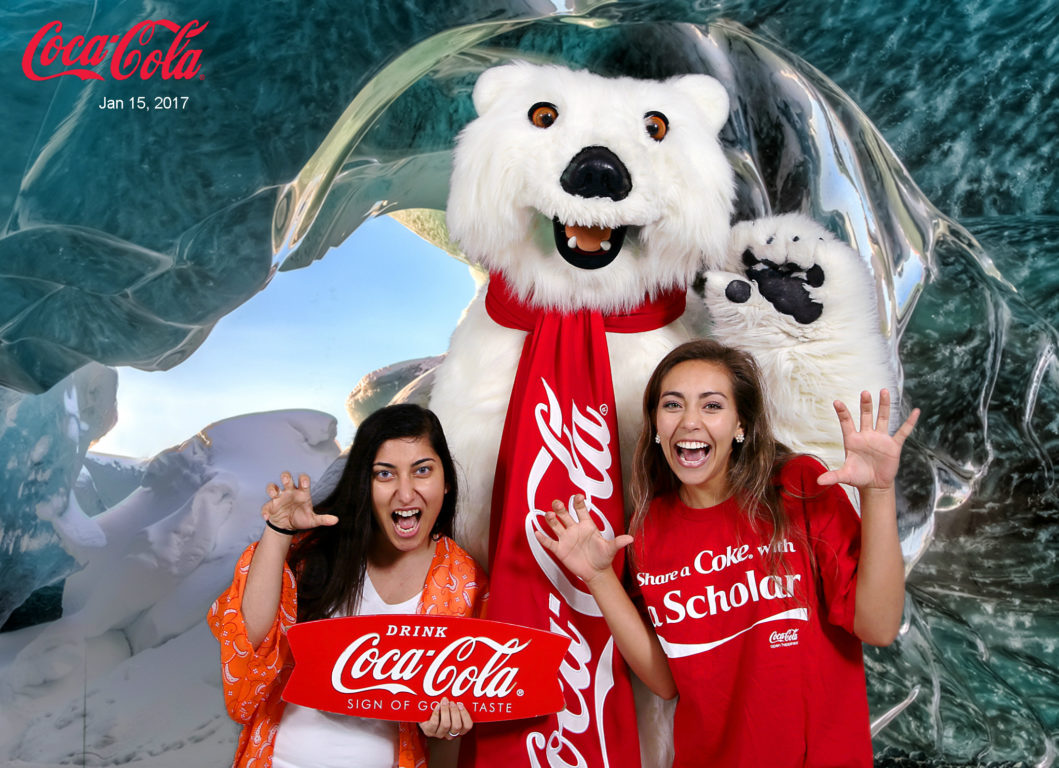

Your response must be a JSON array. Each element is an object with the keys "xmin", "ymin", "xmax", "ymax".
[{"xmin": 535, "ymin": 339, "xmax": 919, "ymax": 767}]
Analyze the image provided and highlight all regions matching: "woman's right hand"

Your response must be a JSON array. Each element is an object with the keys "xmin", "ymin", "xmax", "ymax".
[
  {"xmin": 534, "ymin": 496, "xmax": 633, "ymax": 587},
  {"xmin": 261, "ymin": 472, "xmax": 339, "ymax": 531},
  {"xmin": 419, "ymin": 697, "xmax": 473, "ymax": 740}
]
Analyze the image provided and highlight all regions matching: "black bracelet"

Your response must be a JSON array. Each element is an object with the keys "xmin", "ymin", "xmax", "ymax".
[{"xmin": 266, "ymin": 519, "xmax": 299, "ymax": 536}]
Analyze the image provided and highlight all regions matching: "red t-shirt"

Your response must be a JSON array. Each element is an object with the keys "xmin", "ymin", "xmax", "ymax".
[{"xmin": 633, "ymin": 456, "xmax": 872, "ymax": 767}]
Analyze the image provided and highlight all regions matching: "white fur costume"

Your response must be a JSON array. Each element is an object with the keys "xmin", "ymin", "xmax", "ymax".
[
  {"xmin": 703, "ymin": 213, "xmax": 897, "ymax": 479},
  {"xmin": 430, "ymin": 63, "xmax": 734, "ymax": 567}
]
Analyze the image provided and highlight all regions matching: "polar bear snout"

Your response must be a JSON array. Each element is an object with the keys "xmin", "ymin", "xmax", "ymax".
[
  {"xmin": 550, "ymin": 146, "xmax": 634, "ymax": 270},
  {"xmin": 560, "ymin": 146, "xmax": 632, "ymax": 201}
]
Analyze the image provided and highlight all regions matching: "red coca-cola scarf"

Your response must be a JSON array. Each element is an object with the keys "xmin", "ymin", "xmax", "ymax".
[{"xmin": 462, "ymin": 271, "xmax": 685, "ymax": 768}]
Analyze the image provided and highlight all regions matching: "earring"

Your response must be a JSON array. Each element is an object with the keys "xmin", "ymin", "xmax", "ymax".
[
  {"xmin": 654, "ymin": 433, "xmax": 661, "ymax": 444},
  {"xmin": 735, "ymin": 432, "xmax": 745, "ymax": 444}
]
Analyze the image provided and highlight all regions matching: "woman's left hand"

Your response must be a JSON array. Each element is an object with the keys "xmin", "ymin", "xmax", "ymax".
[
  {"xmin": 817, "ymin": 389, "xmax": 920, "ymax": 491},
  {"xmin": 418, "ymin": 697, "xmax": 473, "ymax": 740}
]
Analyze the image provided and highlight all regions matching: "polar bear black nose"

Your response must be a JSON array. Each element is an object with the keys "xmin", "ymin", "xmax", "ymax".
[{"xmin": 560, "ymin": 146, "xmax": 632, "ymax": 201}]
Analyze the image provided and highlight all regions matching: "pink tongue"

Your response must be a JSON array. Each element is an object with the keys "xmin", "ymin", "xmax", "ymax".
[
  {"xmin": 564, "ymin": 224, "xmax": 612, "ymax": 252},
  {"xmin": 396, "ymin": 515, "xmax": 418, "ymax": 531},
  {"xmin": 682, "ymin": 447, "xmax": 707, "ymax": 463}
]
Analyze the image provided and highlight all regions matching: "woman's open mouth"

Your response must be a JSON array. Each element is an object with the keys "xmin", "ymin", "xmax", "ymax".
[
  {"xmin": 675, "ymin": 440, "xmax": 711, "ymax": 468},
  {"xmin": 391, "ymin": 508, "xmax": 422, "ymax": 538},
  {"xmin": 553, "ymin": 219, "xmax": 627, "ymax": 270}
]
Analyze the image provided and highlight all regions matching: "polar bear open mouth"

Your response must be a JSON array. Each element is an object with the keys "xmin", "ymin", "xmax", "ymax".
[{"xmin": 553, "ymin": 218, "xmax": 628, "ymax": 270}]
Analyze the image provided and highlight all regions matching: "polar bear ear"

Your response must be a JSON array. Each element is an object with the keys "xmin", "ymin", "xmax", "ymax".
[
  {"xmin": 669, "ymin": 74, "xmax": 730, "ymax": 135},
  {"xmin": 471, "ymin": 63, "xmax": 533, "ymax": 116}
]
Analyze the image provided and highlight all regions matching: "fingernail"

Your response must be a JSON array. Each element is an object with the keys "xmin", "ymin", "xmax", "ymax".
[{"xmin": 458, "ymin": 702, "xmax": 466, "ymax": 709}]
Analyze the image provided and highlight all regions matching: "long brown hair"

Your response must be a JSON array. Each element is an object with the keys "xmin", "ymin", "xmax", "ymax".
[
  {"xmin": 289, "ymin": 404, "xmax": 458, "ymax": 622},
  {"xmin": 629, "ymin": 339, "xmax": 795, "ymax": 575}
]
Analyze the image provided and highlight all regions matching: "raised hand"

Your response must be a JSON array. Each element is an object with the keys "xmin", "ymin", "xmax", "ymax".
[
  {"xmin": 534, "ymin": 496, "xmax": 633, "ymax": 586},
  {"xmin": 260, "ymin": 472, "xmax": 338, "ymax": 531},
  {"xmin": 817, "ymin": 389, "xmax": 920, "ymax": 491}
]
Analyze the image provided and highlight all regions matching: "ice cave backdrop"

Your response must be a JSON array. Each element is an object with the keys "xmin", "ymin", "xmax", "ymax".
[{"xmin": 1, "ymin": 1, "xmax": 1056, "ymax": 766}]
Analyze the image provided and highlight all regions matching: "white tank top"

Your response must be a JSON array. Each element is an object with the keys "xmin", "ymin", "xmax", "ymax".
[{"xmin": 271, "ymin": 576, "xmax": 421, "ymax": 768}]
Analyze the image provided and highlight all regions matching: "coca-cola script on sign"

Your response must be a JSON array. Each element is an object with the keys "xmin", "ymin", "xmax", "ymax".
[{"xmin": 283, "ymin": 615, "xmax": 570, "ymax": 722}]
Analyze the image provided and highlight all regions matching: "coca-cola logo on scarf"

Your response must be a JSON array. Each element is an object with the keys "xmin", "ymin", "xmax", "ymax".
[
  {"xmin": 23, "ymin": 20, "xmax": 208, "ymax": 81},
  {"xmin": 283, "ymin": 615, "xmax": 570, "ymax": 722}
]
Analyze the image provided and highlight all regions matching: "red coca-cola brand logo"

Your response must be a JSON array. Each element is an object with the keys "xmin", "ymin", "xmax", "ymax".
[
  {"xmin": 283, "ymin": 615, "xmax": 570, "ymax": 722},
  {"xmin": 22, "ymin": 19, "xmax": 207, "ymax": 81},
  {"xmin": 524, "ymin": 378, "xmax": 622, "ymax": 766}
]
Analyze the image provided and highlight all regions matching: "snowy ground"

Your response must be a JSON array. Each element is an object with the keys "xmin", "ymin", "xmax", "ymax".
[{"xmin": 0, "ymin": 410, "xmax": 342, "ymax": 766}]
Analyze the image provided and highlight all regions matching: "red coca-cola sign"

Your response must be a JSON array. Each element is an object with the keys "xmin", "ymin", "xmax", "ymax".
[
  {"xmin": 283, "ymin": 615, "xmax": 570, "ymax": 722},
  {"xmin": 22, "ymin": 20, "xmax": 207, "ymax": 81}
]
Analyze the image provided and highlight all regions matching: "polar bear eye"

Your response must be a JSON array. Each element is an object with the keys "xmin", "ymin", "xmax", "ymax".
[
  {"xmin": 529, "ymin": 102, "xmax": 558, "ymax": 128},
  {"xmin": 644, "ymin": 111, "xmax": 669, "ymax": 141}
]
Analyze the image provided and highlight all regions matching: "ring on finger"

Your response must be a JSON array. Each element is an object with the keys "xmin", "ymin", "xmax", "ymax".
[{"xmin": 447, "ymin": 730, "xmax": 460, "ymax": 737}]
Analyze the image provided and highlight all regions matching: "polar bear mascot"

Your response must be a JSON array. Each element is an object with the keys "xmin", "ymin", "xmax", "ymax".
[
  {"xmin": 432, "ymin": 62, "xmax": 733, "ymax": 565},
  {"xmin": 430, "ymin": 61, "xmax": 731, "ymax": 768},
  {"xmin": 428, "ymin": 62, "xmax": 895, "ymax": 768}
]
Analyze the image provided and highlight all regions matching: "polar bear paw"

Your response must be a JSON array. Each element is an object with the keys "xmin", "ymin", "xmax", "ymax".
[{"xmin": 722, "ymin": 213, "xmax": 838, "ymax": 326}]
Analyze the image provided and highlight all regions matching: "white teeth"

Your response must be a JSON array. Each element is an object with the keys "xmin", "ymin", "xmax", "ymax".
[
  {"xmin": 568, "ymin": 236, "xmax": 578, "ymax": 249},
  {"xmin": 676, "ymin": 441, "xmax": 708, "ymax": 449},
  {"xmin": 394, "ymin": 509, "xmax": 420, "ymax": 517},
  {"xmin": 600, "ymin": 240, "xmax": 611, "ymax": 252}
]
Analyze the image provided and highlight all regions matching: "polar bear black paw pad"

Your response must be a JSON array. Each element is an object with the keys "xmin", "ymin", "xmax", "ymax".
[{"xmin": 739, "ymin": 248, "xmax": 824, "ymax": 325}]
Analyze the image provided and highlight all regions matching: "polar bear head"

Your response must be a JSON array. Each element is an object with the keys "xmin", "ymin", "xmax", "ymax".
[{"xmin": 447, "ymin": 62, "xmax": 734, "ymax": 313}]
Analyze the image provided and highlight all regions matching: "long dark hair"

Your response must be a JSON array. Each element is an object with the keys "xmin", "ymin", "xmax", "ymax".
[
  {"xmin": 630, "ymin": 339, "xmax": 795, "ymax": 576},
  {"xmin": 289, "ymin": 403, "xmax": 458, "ymax": 622}
]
